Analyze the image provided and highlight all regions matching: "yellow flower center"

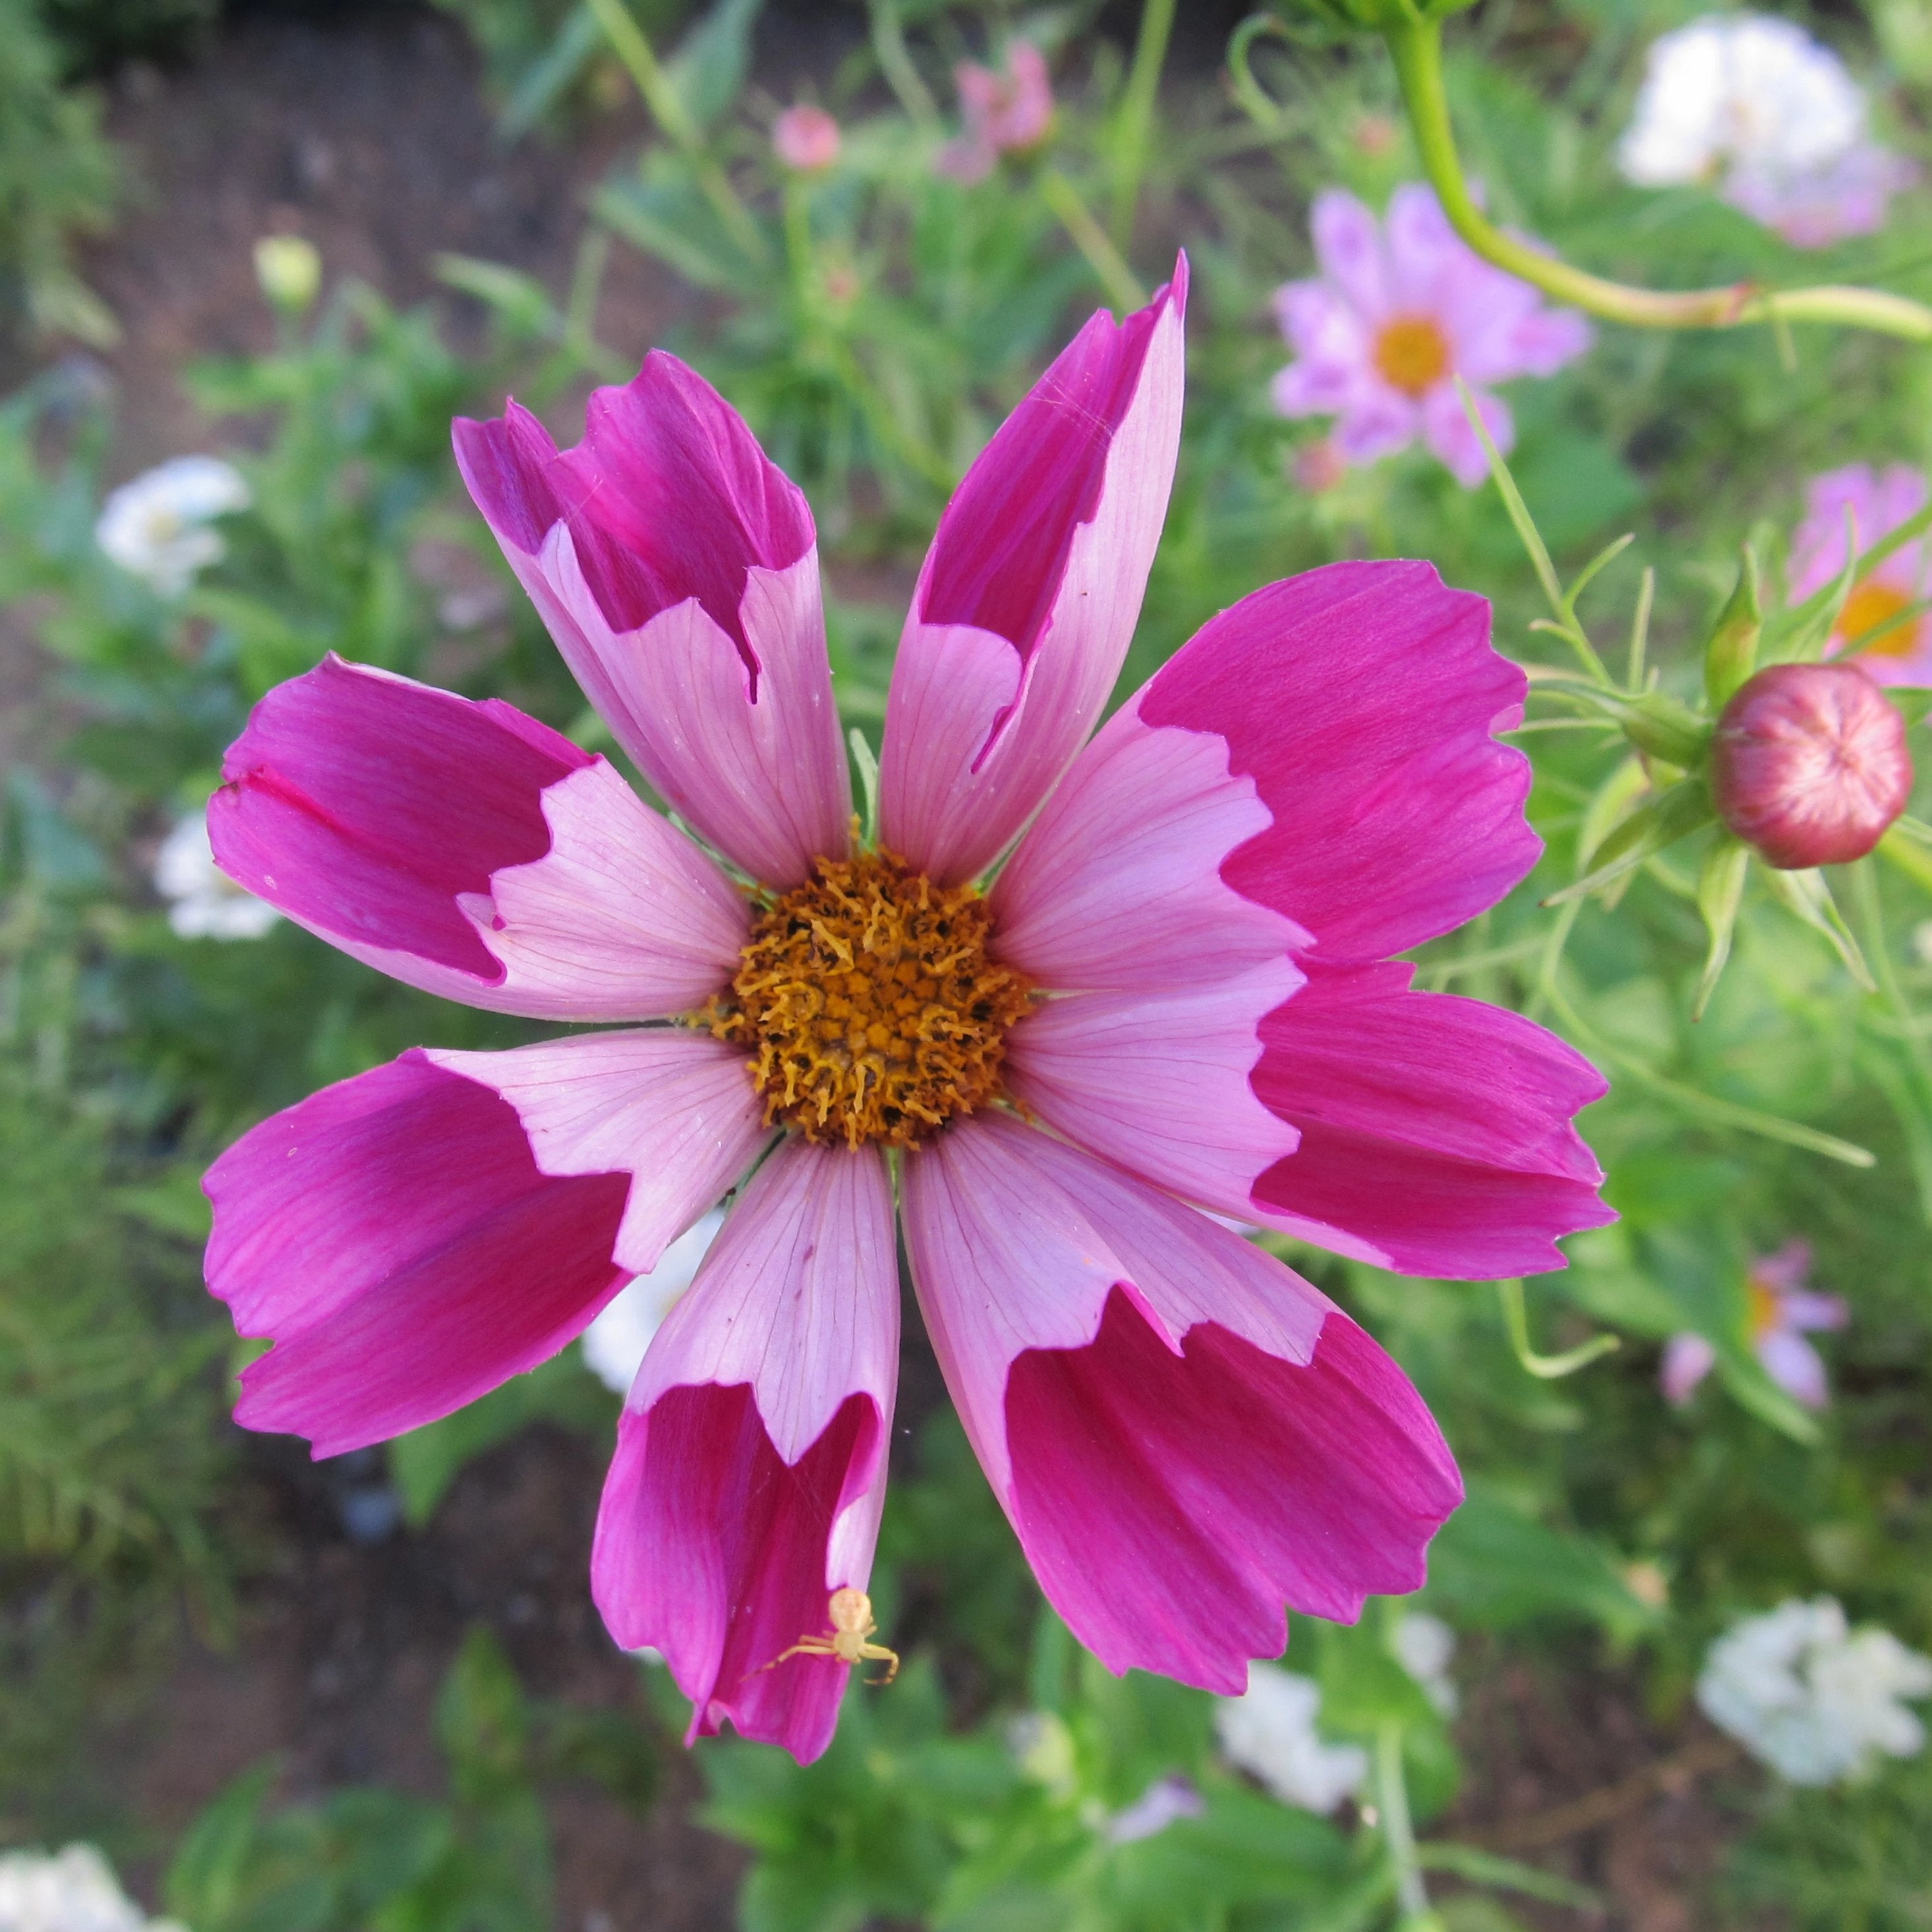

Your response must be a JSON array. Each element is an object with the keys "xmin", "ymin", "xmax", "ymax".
[
  {"xmin": 699, "ymin": 849, "xmax": 1034, "ymax": 1150},
  {"xmin": 1746, "ymin": 1273, "xmax": 1782, "ymax": 1343},
  {"xmin": 1371, "ymin": 314, "xmax": 1452, "ymax": 399},
  {"xmin": 1838, "ymin": 577, "xmax": 1921, "ymax": 659}
]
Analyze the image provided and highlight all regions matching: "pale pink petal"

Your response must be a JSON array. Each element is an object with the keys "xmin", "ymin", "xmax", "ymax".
[
  {"xmin": 426, "ymin": 1032, "xmax": 770, "ymax": 1274},
  {"xmin": 1753, "ymin": 1237, "xmax": 1815, "ymax": 1293},
  {"xmin": 1384, "ymin": 183, "xmax": 1470, "ymax": 314},
  {"xmin": 1309, "ymin": 188, "xmax": 1390, "ymax": 320},
  {"xmin": 901, "ymin": 1113, "xmax": 1460, "ymax": 1689},
  {"xmin": 1781, "ymin": 1291, "xmax": 1848, "ymax": 1333},
  {"xmin": 1661, "ymin": 1332, "xmax": 1717, "ymax": 1405},
  {"xmin": 1331, "ymin": 391, "xmax": 1420, "ymax": 465},
  {"xmin": 879, "ymin": 260, "xmax": 1187, "ymax": 884},
  {"xmin": 1135, "ymin": 561, "xmax": 1535, "ymax": 961},
  {"xmin": 1757, "ymin": 1329, "xmax": 1830, "ymax": 1408},
  {"xmin": 455, "ymin": 356, "xmax": 850, "ymax": 888},
  {"xmin": 592, "ymin": 1139, "xmax": 897, "ymax": 1762},
  {"xmin": 1249, "ymin": 963, "xmax": 1611, "ymax": 1277},
  {"xmin": 990, "ymin": 702, "xmax": 1307, "ymax": 991},
  {"xmin": 1422, "ymin": 381, "xmax": 1511, "ymax": 488},
  {"xmin": 1004, "ymin": 963, "xmax": 1303, "ymax": 1216},
  {"xmin": 211, "ymin": 656, "xmax": 747, "ymax": 1019},
  {"xmin": 206, "ymin": 1050, "xmax": 635, "ymax": 1456}
]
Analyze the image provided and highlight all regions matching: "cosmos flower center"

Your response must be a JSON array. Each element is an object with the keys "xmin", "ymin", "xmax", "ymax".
[
  {"xmin": 698, "ymin": 848, "xmax": 1035, "ymax": 1149},
  {"xmin": 1838, "ymin": 577, "xmax": 1919, "ymax": 658},
  {"xmin": 1371, "ymin": 314, "xmax": 1452, "ymax": 398},
  {"xmin": 1746, "ymin": 1274, "xmax": 1782, "ymax": 1341}
]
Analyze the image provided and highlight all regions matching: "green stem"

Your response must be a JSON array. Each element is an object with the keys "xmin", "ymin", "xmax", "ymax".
[
  {"xmin": 1852, "ymin": 860, "xmax": 1932, "ymax": 1225},
  {"xmin": 584, "ymin": 0, "xmax": 768, "ymax": 263},
  {"xmin": 868, "ymin": 0, "xmax": 938, "ymax": 125},
  {"xmin": 1040, "ymin": 169, "xmax": 1147, "ymax": 311},
  {"xmin": 1110, "ymin": 0, "xmax": 1177, "ymax": 247},
  {"xmin": 1375, "ymin": 1718, "xmax": 1431, "ymax": 1923},
  {"xmin": 1497, "ymin": 1278, "xmax": 1620, "ymax": 1378},
  {"xmin": 1386, "ymin": 14, "xmax": 1932, "ymax": 343}
]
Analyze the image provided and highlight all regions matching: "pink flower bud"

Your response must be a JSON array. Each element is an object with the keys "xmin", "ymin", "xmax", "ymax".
[
  {"xmin": 1711, "ymin": 662, "xmax": 1913, "ymax": 868},
  {"xmin": 773, "ymin": 105, "xmax": 841, "ymax": 175}
]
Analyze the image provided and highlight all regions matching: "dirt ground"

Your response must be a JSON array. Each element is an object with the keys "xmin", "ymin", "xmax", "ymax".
[{"xmin": 13, "ymin": 7, "xmax": 1763, "ymax": 1927}]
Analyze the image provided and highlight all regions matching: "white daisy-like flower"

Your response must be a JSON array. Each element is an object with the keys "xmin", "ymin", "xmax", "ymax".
[
  {"xmin": 1214, "ymin": 1662, "xmax": 1369, "ymax": 1815},
  {"xmin": 1697, "ymin": 1597, "xmax": 1932, "ymax": 1784},
  {"xmin": 0, "ymin": 1844, "xmax": 188, "ymax": 1932},
  {"xmin": 1393, "ymin": 1610, "xmax": 1458, "ymax": 1718},
  {"xmin": 95, "ymin": 456, "xmax": 252, "ymax": 598},
  {"xmin": 1619, "ymin": 15, "xmax": 1912, "ymax": 245},
  {"xmin": 580, "ymin": 1208, "xmax": 726, "ymax": 1395},
  {"xmin": 154, "ymin": 810, "xmax": 281, "ymax": 941}
]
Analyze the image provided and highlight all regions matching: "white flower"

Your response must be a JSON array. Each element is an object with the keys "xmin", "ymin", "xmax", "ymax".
[
  {"xmin": 154, "ymin": 811, "xmax": 281, "ymax": 941},
  {"xmin": 1393, "ymin": 1611, "xmax": 1459, "ymax": 1718},
  {"xmin": 1618, "ymin": 15, "xmax": 1913, "ymax": 246},
  {"xmin": 95, "ymin": 457, "xmax": 251, "ymax": 598},
  {"xmin": 1697, "ymin": 1597, "xmax": 1932, "ymax": 1784},
  {"xmin": 0, "ymin": 1844, "xmax": 188, "ymax": 1932},
  {"xmin": 579, "ymin": 1208, "xmax": 725, "ymax": 1395},
  {"xmin": 1620, "ymin": 16, "xmax": 1865, "ymax": 186},
  {"xmin": 1214, "ymin": 1662, "xmax": 1369, "ymax": 1815}
]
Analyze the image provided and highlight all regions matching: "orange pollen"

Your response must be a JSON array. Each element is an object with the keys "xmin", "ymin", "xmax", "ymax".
[
  {"xmin": 1372, "ymin": 314, "xmax": 1452, "ymax": 399},
  {"xmin": 695, "ymin": 848, "xmax": 1035, "ymax": 1151},
  {"xmin": 1746, "ymin": 1274, "xmax": 1782, "ymax": 1343},
  {"xmin": 1838, "ymin": 577, "xmax": 1921, "ymax": 660}
]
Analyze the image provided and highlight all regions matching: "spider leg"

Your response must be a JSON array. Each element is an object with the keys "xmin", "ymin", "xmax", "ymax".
[
  {"xmin": 758, "ymin": 1637, "xmax": 834, "ymax": 1674},
  {"xmin": 860, "ymin": 1642, "xmax": 900, "ymax": 1685}
]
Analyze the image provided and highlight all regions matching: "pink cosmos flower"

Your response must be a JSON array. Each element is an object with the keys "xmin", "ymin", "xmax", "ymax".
[
  {"xmin": 938, "ymin": 40, "xmax": 1054, "ymax": 185},
  {"xmin": 773, "ymin": 105, "xmax": 841, "ymax": 175},
  {"xmin": 200, "ymin": 258, "xmax": 1612, "ymax": 1766},
  {"xmin": 1662, "ymin": 1241, "xmax": 1848, "ymax": 1409},
  {"xmin": 1272, "ymin": 185, "xmax": 1593, "ymax": 488},
  {"xmin": 1790, "ymin": 464, "xmax": 1932, "ymax": 686},
  {"xmin": 1726, "ymin": 144, "xmax": 1919, "ymax": 249}
]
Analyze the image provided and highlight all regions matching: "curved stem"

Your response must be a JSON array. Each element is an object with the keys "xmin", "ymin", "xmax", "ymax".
[{"xmin": 1385, "ymin": 14, "xmax": 1932, "ymax": 343}]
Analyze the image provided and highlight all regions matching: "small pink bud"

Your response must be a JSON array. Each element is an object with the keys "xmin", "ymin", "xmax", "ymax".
[
  {"xmin": 774, "ymin": 105, "xmax": 841, "ymax": 175},
  {"xmin": 1711, "ymin": 662, "xmax": 1913, "ymax": 868},
  {"xmin": 1293, "ymin": 439, "xmax": 1348, "ymax": 494}
]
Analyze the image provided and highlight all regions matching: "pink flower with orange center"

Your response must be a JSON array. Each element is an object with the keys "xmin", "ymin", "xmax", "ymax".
[
  {"xmin": 200, "ymin": 259, "xmax": 1612, "ymax": 1764},
  {"xmin": 1272, "ymin": 185, "xmax": 1593, "ymax": 487},
  {"xmin": 1790, "ymin": 465, "xmax": 1932, "ymax": 685},
  {"xmin": 1663, "ymin": 1241, "xmax": 1848, "ymax": 1409}
]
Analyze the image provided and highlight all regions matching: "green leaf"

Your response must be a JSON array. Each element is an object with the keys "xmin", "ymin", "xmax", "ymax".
[
  {"xmin": 663, "ymin": 0, "xmax": 763, "ymax": 132},
  {"xmin": 1703, "ymin": 544, "xmax": 1762, "ymax": 706},
  {"xmin": 1762, "ymin": 866, "xmax": 1875, "ymax": 991},
  {"xmin": 1543, "ymin": 778, "xmax": 1715, "ymax": 905},
  {"xmin": 1693, "ymin": 837, "xmax": 1751, "ymax": 1019}
]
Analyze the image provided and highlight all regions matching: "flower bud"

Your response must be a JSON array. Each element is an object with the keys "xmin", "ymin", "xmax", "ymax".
[
  {"xmin": 1711, "ymin": 662, "xmax": 1912, "ymax": 868},
  {"xmin": 772, "ymin": 105, "xmax": 841, "ymax": 175},
  {"xmin": 254, "ymin": 235, "xmax": 321, "ymax": 314}
]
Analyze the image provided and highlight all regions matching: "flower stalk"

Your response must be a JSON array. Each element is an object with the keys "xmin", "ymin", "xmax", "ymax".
[{"xmin": 1384, "ymin": 13, "xmax": 1932, "ymax": 343}]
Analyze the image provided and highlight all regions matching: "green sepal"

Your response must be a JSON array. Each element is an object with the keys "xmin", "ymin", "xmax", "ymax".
[
  {"xmin": 1763, "ymin": 865, "xmax": 1876, "ymax": 990},
  {"xmin": 1692, "ymin": 837, "xmax": 1751, "ymax": 1020},
  {"xmin": 1703, "ymin": 544, "xmax": 1761, "ymax": 706},
  {"xmin": 1543, "ymin": 777, "xmax": 1716, "ymax": 906},
  {"xmin": 1619, "ymin": 691, "xmax": 1710, "ymax": 768}
]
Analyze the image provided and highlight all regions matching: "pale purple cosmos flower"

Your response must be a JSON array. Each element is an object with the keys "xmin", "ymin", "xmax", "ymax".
[
  {"xmin": 1270, "ymin": 185, "xmax": 1593, "ymax": 488},
  {"xmin": 1790, "ymin": 464, "xmax": 1932, "ymax": 686},
  {"xmin": 1662, "ymin": 1240, "xmax": 1848, "ymax": 1409},
  {"xmin": 938, "ymin": 40, "xmax": 1054, "ymax": 184},
  {"xmin": 200, "ymin": 257, "xmax": 1611, "ymax": 1765}
]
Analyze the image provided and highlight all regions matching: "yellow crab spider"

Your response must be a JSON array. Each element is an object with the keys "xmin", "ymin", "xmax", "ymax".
[{"xmin": 762, "ymin": 1586, "xmax": 900, "ymax": 1684}]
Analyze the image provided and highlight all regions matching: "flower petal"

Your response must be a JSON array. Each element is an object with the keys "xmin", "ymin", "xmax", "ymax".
[
  {"xmin": 1249, "ymin": 963, "xmax": 1612, "ymax": 1276},
  {"xmin": 455, "ymin": 356, "xmax": 850, "ymax": 887},
  {"xmin": 212, "ymin": 656, "xmax": 747, "ymax": 1019},
  {"xmin": 426, "ymin": 1031, "xmax": 770, "ymax": 1275},
  {"xmin": 1421, "ymin": 381, "xmax": 1512, "ymax": 489},
  {"xmin": 880, "ymin": 260, "xmax": 1187, "ymax": 883},
  {"xmin": 1309, "ymin": 188, "xmax": 1390, "ymax": 320},
  {"xmin": 1004, "ymin": 961, "xmax": 1303, "ymax": 1217},
  {"xmin": 1136, "ymin": 560, "xmax": 1535, "ymax": 961},
  {"xmin": 990, "ymin": 702, "xmax": 1307, "ymax": 991},
  {"xmin": 1662, "ymin": 1332, "xmax": 1717, "ymax": 1406},
  {"xmin": 206, "ymin": 1050, "xmax": 636, "ymax": 1456},
  {"xmin": 901, "ymin": 1113, "xmax": 1460, "ymax": 1689},
  {"xmin": 1758, "ymin": 1330, "xmax": 1830, "ymax": 1408},
  {"xmin": 592, "ymin": 1139, "xmax": 897, "ymax": 1763}
]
